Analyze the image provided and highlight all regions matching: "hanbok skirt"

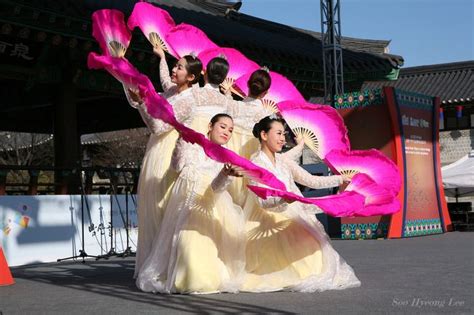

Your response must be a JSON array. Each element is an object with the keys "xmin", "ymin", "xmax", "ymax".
[
  {"xmin": 134, "ymin": 130, "xmax": 180, "ymax": 278},
  {"xmin": 136, "ymin": 168, "xmax": 246, "ymax": 294},
  {"xmin": 241, "ymin": 195, "xmax": 361, "ymax": 292}
]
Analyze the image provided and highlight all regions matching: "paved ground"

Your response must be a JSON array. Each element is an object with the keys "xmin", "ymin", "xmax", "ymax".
[{"xmin": 1, "ymin": 232, "xmax": 473, "ymax": 314}]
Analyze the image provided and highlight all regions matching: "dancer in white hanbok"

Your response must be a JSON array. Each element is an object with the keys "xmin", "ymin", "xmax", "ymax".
[
  {"xmin": 227, "ymin": 69, "xmax": 274, "ymax": 206},
  {"xmin": 137, "ymin": 114, "xmax": 245, "ymax": 294},
  {"xmin": 242, "ymin": 116, "xmax": 361, "ymax": 292},
  {"xmin": 125, "ymin": 51, "xmax": 203, "ymax": 278}
]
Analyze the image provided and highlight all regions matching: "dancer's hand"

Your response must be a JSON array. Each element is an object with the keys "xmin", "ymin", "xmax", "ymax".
[
  {"xmin": 222, "ymin": 163, "xmax": 243, "ymax": 177},
  {"xmin": 128, "ymin": 88, "xmax": 142, "ymax": 103},
  {"xmin": 283, "ymin": 198, "xmax": 296, "ymax": 204},
  {"xmin": 220, "ymin": 78, "xmax": 234, "ymax": 96},
  {"xmin": 338, "ymin": 180, "xmax": 350, "ymax": 193},
  {"xmin": 153, "ymin": 46, "xmax": 165, "ymax": 59},
  {"xmin": 294, "ymin": 134, "xmax": 304, "ymax": 145},
  {"xmin": 342, "ymin": 174, "xmax": 353, "ymax": 183}
]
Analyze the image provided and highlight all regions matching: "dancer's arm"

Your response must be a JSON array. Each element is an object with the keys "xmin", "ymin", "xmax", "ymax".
[
  {"xmin": 280, "ymin": 137, "xmax": 304, "ymax": 163},
  {"xmin": 281, "ymin": 157, "xmax": 344, "ymax": 189},
  {"xmin": 123, "ymin": 85, "xmax": 162, "ymax": 132},
  {"xmin": 124, "ymin": 86, "xmax": 192, "ymax": 134},
  {"xmin": 211, "ymin": 164, "xmax": 235, "ymax": 193},
  {"xmin": 154, "ymin": 47, "xmax": 175, "ymax": 93}
]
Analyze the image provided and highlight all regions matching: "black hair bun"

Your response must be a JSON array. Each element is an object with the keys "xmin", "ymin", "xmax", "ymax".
[{"xmin": 252, "ymin": 122, "xmax": 261, "ymax": 138}]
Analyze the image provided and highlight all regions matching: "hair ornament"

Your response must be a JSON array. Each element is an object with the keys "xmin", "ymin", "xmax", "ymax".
[
  {"xmin": 217, "ymin": 53, "xmax": 227, "ymax": 60},
  {"xmin": 260, "ymin": 66, "xmax": 270, "ymax": 73},
  {"xmin": 269, "ymin": 113, "xmax": 279, "ymax": 120}
]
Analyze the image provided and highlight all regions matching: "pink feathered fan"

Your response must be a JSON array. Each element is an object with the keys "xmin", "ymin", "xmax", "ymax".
[
  {"xmin": 325, "ymin": 149, "xmax": 401, "ymax": 196},
  {"xmin": 165, "ymin": 23, "xmax": 218, "ymax": 59},
  {"xmin": 277, "ymin": 100, "xmax": 350, "ymax": 160},
  {"xmin": 92, "ymin": 9, "xmax": 131, "ymax": 57},
  {"xmin": 127, "ymin": 2, "xmax": 176, "ymax": 55},
  {"xmin": 346, "ymin": 173, "xmax": 401, "ymax": 216}
]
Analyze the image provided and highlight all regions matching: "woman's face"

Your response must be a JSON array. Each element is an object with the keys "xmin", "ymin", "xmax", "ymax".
[
  {"xmin": 208, "ymin": 117, "xmax": 234, "ymax": 145},
  {"xmin": 171, "ymin": 58, "xmax": 194, "ymax": 85},
  {"xmin": 261, "ymin": 121, "xmax": 286, "ymax": 153}
]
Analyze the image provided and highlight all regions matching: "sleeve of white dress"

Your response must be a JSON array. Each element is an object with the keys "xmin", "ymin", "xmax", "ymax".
[
  {"xmin": 255, "ymin": 191, "xmax": 288, "ymax": 209},
  {"xmin": 159, "ymin": 57, "xmax": 175, "ymax": 93},
  {"xmin": 123, "ymin": 85, "xmax": 163, "ymax": 133},
  {"xmin": 211, "ymin": 169, "xmax": 233, "ymax": 193},
  {"xmin": 123, "ymin": 85, "xmax": 141, "ymax": 109},
  {"xmin": 281, "ymin": 157, "xmax": 343, "ymax": 189},
  {"xmin": 280, "ymin": 141, "xmax": 304, "ymax": 163}
]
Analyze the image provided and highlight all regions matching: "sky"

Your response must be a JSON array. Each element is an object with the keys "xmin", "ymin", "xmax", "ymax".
[{"xmin": 240, "ymin": 0, "xmax": 474, "ymax": 67}]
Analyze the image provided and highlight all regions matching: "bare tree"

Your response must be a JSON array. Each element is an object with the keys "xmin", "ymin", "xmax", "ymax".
[
  {"xmin": 0, "ymin": 132, "xmax": 54, "ymax": 166},
  {"xmin": 0, "ymin": 132, "xmax": 54, "ymax": 190},
  {"xmin": 84, "ymin": 129, "xmax": 148, "ymax": 168}
]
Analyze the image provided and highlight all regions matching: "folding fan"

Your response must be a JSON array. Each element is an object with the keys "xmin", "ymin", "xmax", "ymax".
[
  {"xmin": 127, "ymin": 2, "xmax": 176, "ymax": 55},
  {"xmin": 92, "ymin": 9, "xmax": 131, "ymax": 57},
  {"xmin": 234, "ymin": 70, "xmax": 305, "ymax": 113},
  {"xmin": 165, "ymin": 23, "xmax": 219, "ymax": 59},
  {"xmin": 247, "ymin": 185, "xmax": 367, "ymax": 217},
  {"xmin": 346, "ymin": 173, "xmax": 401, "ymax": 216},
  {"xmin": 277, "ymin": 100, "xmax": 350, "ymax": 160},
  {"xmin": 324, "ymin": 149, "xmax": 401, "ymax": 196}
]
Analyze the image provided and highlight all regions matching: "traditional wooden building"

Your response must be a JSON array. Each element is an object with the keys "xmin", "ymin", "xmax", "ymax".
[{"xmin": 0, "ymin": 0, "xmax": 403, "ymax": 192}]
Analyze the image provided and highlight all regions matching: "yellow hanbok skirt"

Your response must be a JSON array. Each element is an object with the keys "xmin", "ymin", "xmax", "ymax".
[
  {"xmin": 241, "ymin": 195, "xmax": 361, "ymax": 292},
  {"xmin": 134, "ymin": 129, "xmax": 179, "ymax": 278},
  {"xmin": 136, "ymin": 166, "xmax": 245, "ymax": 294}
]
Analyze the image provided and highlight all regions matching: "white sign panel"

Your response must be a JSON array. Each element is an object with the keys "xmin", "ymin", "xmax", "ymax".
[{"xmin": 0, "ymin": 195, "xmax": 138, "ymax": 266}]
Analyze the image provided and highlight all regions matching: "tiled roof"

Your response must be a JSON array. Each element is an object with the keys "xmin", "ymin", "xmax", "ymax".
[{"xmin": 363, "ymin": 61, "xmax": 474, "ymax": 105}]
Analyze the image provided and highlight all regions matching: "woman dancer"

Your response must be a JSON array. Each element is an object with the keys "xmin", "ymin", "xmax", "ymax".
[
  {"xmin": 137, "ymin": 114, "xmax": 245, "ymax": 294},
  {"xmin": 125, "ymin": 49, "xmax": 203, "ymax": 278},
  {"xmin": 227, "ymin": 69, "xmax": 273, "ymax": 206},
  {"xmin": 242, "ymin": 116, "xmax": 361, "ymax": 292}
]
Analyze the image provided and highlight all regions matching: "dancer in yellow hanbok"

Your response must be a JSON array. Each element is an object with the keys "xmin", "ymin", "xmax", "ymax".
[
  {"xmin": 227, "ymin": 69, "xmax": 273, "ymax": 206},
  {"xmin": 125, "ymin": 50, "xmax": 203, "ymax": 278},
  {"xmin": 137, "ymin": 114, "xmax": 245, "ymax": 294},
  {"xmin": 242, "ymin": 116, "xmax": 361, "ymax": 292}
]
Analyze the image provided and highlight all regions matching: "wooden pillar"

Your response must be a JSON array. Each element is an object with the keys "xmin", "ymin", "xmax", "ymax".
[
  {"xmin": 54, "ymin": 81, "xmax": 80, "ymax": 194},
  {"xmin": 0, "ymin": 170, "xmax": 7, "ymax": 195},
  {"xmin": 84, "ymin": 170, "xmax": 94, "ymax": 195},
  {"xmin": 27, "ymin": 170, "xmax": 39, "ymax": 195}
]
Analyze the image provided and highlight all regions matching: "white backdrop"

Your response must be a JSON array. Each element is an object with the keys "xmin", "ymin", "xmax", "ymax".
[{"xmin": 0, "ymin": 195, "xmax": 138, "ymax": 266}]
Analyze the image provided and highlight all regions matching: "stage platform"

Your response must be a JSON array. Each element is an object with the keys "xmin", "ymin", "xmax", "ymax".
[{"xmin": 1, "ymin": 232, "xmax": 472, "ymax": 314}]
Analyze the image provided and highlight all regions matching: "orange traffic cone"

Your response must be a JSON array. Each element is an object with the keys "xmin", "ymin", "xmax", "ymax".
[{"xmin": 0, "ymin": 247, "xmax": 14, "ymax": 286}]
